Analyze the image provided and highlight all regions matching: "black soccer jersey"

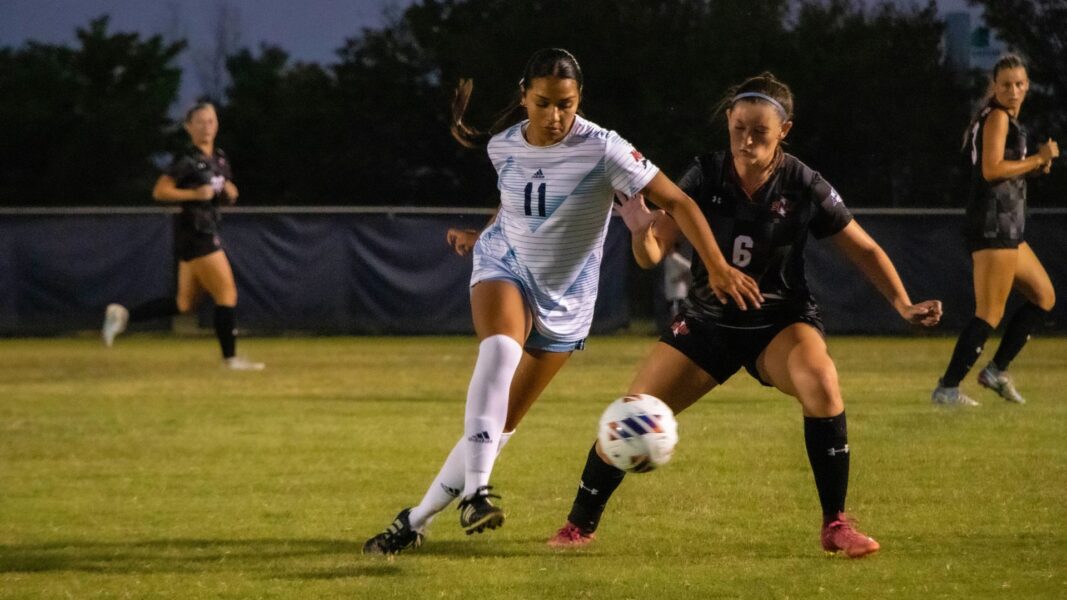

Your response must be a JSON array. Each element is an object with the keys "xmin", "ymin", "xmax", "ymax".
[
  {"xmin": 164, "ymin": 145, "xmax": 234, "ymax": 236},
  {"xmin": 963, "ymin": 103, "xmax": 1027, "ymax": 246},
  {"xmin": 676, "ymin": 151, "xmax": 852, "ymax": 327}
]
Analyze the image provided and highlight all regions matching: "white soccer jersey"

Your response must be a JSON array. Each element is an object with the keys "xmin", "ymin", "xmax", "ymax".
[{"xmin": 472, "ymin": 115, "xmax": 659, "ymax": 342}]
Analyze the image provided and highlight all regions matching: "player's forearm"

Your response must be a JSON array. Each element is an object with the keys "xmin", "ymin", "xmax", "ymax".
[
  {"xmin": 669, "ymin": 199, "xmax": 728, "ymax": 274},
  {"xmin": 152, "ymin": 184, "xmax": 200, "ymax": 202},
  {"xmin": 630, "ymin": 225, "xmax": 664, "ymax": 269},
  {"xmin": 983, "ymin": 155, "xmax": 1048, "ymax": 181},
  {"xmin": 852, "ymin": 245, "xmax": 913, "ymax": 315}
]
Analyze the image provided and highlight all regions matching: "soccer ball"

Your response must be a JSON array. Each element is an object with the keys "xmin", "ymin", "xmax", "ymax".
[{"xmin": 597, "ymin": 394, "xmax": 678, "ymax": 473}]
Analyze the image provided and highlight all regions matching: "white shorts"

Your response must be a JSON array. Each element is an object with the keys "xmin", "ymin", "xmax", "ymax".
[{"xmin": 471, "ymin": 226, "xmax": 589, "ymax": 353}]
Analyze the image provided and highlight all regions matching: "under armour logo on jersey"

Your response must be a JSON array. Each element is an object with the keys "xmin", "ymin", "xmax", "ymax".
[
  {"xmin": 532, "ymin": 169, "xmax": 545, "ymax": 179},
  {"xmin": 827, "ymin": 444, "xmax": 850, "ymax": 456},
  {"xmin": 468, "ymin": 431, "xmax": 493, "ymax": 444}
]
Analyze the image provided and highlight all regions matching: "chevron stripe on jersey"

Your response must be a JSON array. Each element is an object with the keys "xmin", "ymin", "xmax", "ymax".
[{"xmin": 477, "ymin": 116, "xmax": 659, "ymax": 342}]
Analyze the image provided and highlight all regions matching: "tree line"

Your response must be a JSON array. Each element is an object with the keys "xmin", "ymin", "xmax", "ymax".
[{"xmin": 0, "ymin": 0, "xmax": 1062, "ymax": 208}]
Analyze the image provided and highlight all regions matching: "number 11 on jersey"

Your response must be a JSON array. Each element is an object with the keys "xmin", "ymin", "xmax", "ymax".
[{"xmin": 525, "ymin": 182, "xmax": 546, "ymax": 217}]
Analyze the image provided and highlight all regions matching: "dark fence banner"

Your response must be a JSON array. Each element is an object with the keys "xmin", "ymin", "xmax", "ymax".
[
  {"xmin": 1, "ymin": 209, "xmax": 1063, "ymax": 336},
  {"xmin": 0, "ymin": 209, "xmax": 630, "ymax": 336}
]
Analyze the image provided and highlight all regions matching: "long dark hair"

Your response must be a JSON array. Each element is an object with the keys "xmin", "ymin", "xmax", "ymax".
[
  {"xmin": 961, "ymin": 54, "xmax": 1027, "ymax": 150},
  {"xmin": 450, "ymin": 48, "xmax": 584, "ymax": 148}
]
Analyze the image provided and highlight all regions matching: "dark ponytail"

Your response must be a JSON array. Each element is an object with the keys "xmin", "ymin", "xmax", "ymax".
[
  {"xmin": 961, "ymin": 53, "xmax": 1027, "ymax": 150},
  {"xmin": 450, "ymin": 48, "xmax": 584, "ymax": 149}
]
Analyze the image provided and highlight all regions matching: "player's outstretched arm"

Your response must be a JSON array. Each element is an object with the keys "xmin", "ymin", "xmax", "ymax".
[
  {"xmin": 830, "ymin": 221, "xmax": 942, "ymax": 327},
  {"xmin": 642, "ymin": 172, "xmax": 762, "ymax": 310}
]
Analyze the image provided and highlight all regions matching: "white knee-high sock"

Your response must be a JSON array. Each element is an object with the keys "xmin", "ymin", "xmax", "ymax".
[
  {"xmin": 463, "ymin": 334, "xmax": 522, "ymax": 497},
  {"xmin": 408, "ymin": 431, "xmax": 514, "ymax": 530}
]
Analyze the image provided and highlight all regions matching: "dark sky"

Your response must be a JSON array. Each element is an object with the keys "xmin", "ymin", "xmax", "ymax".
[
  {"xmin": 0, "ymin": 0, "xmax": 415, "ymax": 106},
  {"xmin": 1, "ymin": 0, "xmax": 975, "ymax": 108}
]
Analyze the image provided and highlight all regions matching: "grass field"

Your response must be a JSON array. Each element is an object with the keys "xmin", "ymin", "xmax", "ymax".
[{"xmin": 0, "ymin": 334, "xmax": 1064, "ymax": 599}]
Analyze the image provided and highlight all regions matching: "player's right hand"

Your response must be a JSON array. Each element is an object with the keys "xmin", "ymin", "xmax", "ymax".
[
  {"xmin": 613, "ymin": 191, "xmax": 664, "ymax": 234},
  {"xmin": 193, "ymin": 184, "xmax": 215, "ymax": 201},
  {"xmin": 1038, "ymin": 138, "xmax": 1059, "ymax": 163},
  {"xmin": 707, "ymin": 265, "xmax": 762, "ymax": 311},
  {"xmin": 447, "ymin": 228, "xmax": 479, "ymax": 256}
]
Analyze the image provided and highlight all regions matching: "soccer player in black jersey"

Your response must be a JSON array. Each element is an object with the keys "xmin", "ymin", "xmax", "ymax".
[
  {"xmin": 548, "ymin": 73, "xmax": 943, "ymax": 558},
  {"xmin": 932, "ymin": 55, "xmax": 1058, "ymax": 406},
  {"xmin": 102, "ymin": 102, "xmax": 264, "ymax": 371}
]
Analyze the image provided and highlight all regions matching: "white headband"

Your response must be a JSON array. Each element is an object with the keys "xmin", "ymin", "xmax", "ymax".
[{"xmin": 732, "ymin": 92, "xmax": 788, "ymax": 120}]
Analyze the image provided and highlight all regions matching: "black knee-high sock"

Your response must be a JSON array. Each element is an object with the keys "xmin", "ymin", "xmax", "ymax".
[
  {"xmin": 992, "ymin": 303, "xmax": 1048, "ymax": 371},
  {"xmin": 566, "ymin": 443, "xmax": 627, "ymax": 534},
  {"xmin": 129, "ymin": 297, "xmax": 179, "ymax": 322},
  {"xmin": 804, "ymin": 412, "xmax": 849, "ymax": 522},
  {"xmin": 214, "ymin": 305, "xmax": 237, "ymax": 359},
  {"xmin": 941, "ymin": 317, "xmax": 994, "ymax": 387}
]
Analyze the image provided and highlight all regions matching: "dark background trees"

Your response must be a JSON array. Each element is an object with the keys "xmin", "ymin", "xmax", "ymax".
[
  {"xmin": 1, "ymin": 1, "xmax": 1062, "ymax": 208},
  {"xmin": 0, "ymin": 17, "xmax": 184, "ymax": 206}
]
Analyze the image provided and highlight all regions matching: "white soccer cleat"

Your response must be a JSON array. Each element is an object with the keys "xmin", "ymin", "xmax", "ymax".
[
  {"xmin": 224, "ymin": 356, "xmax": 265, "ymax": 371},
  {"xmin": 931, "ymin": 380, "xmax": 979, "ymax": 407},
  {"xmin": 102, "ymin": 303, "xmax": 129, "ymax": 347},
  {"xmin": 977, "ymin": 364, "xmax": 1026, "ymax": 404}
]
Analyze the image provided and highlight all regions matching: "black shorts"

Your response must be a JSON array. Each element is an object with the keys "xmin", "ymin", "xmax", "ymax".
[
  {"xmin": 965, "ymin": 192, "xmax": 1024, "ymax": 253},
  {"xmin": 175, "ymin": 228, "xmax": 222, "ymax": 262},
  {"xmin": 660, "ymin": 311, "xmax": 825, "ymax": 387}
]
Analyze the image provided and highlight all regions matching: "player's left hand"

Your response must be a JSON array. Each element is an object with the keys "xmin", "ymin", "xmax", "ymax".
[
  {"xmin": 447, "ymin": 228, "xmax": 479, "ymax": 256},
  {"xmin": 902, "ymin": 299, "xmax": 942, "ymax": 327},
  {"xmin": 222, "ymin": 180, "xmax": 239, "ymax": 205},
  {"xmin": 613, "ymin": 191, "xmax": 664, "ymax": 234}
]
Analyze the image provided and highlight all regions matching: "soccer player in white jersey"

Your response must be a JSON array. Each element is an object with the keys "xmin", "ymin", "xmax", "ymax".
[{"xmin": 363, "ymin": 48, "xmax": 762, "ymax": 556}]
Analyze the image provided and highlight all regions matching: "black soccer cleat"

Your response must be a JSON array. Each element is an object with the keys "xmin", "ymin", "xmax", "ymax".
[
  {"xmin": 362, "ymin": 508, "xmax": 424, "ymax": 556},
  {"xmin": 457, "ymin": 486, "xmax": 505, "ymax": 535}
]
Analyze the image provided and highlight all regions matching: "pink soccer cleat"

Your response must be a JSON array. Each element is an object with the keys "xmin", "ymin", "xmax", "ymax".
[
  {"xmin": 820, "ymin": 513, "xmax": 880, "ymax": 558},
  {"xmin": 547, "ymin": 522, "xmax": 596, "ymax": 548}
]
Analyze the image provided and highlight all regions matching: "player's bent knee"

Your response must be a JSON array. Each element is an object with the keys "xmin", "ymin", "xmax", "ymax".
[{"xmin": 1038, "ymin": 291, "xmax": 1055, "ymax": 312}]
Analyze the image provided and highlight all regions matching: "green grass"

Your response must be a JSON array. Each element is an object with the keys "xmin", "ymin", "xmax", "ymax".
[{"xmin": 0, "ymin": 335, "xmax": 1064, "ymax": 599}]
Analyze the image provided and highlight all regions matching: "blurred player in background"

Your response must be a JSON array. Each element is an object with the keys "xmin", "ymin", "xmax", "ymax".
[
  {"xmin": 102, "ymin": 101, "xmax": 263, "ymax": 371},
  {"xmin": 932, "ymin": 54, "xmax": 1057, "ymax": 406}
]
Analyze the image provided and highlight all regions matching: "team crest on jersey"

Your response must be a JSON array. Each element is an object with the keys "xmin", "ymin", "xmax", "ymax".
[
  {"xmin": 630, "ymin": 149, "xmax": 649, "ymax": 168},
  {"xmin": 671, "ymin": 318, "xmax": 689, "ymax": 337},
  {"xmin": 829, "ymin": 188, "xmax": 843, "ymax": 206},
  {"xmin": 770, "ymin": 197, "xmax": 791, "ymax": 218}
]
